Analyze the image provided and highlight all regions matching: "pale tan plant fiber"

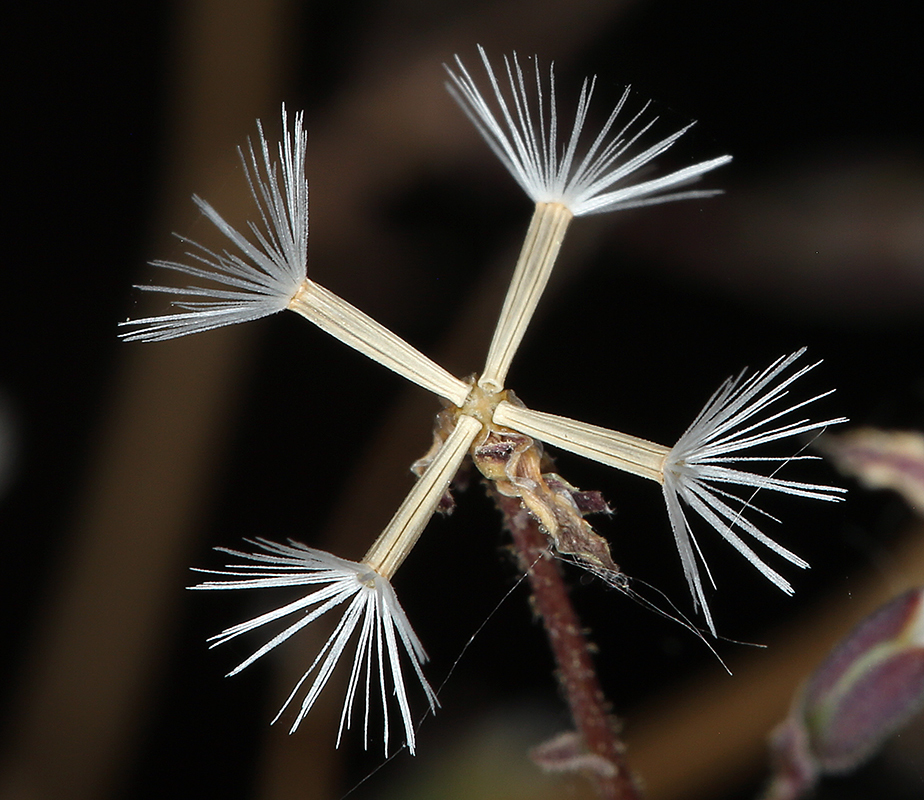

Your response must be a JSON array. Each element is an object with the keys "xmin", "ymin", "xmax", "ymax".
[
  {"xmin": 479, "ymin": 202, "xmax": 573, "ymax": 392},
  {"xmin": 493, "ymin": 400, "xmax": 668, "ymax": 481},
  {"xmin": 289, "ymin": 279, "xmax": 471, "ymax": 406},
  {"xmin": 363, "ymin": 414, "xmax": 481, "ymax": 577}
]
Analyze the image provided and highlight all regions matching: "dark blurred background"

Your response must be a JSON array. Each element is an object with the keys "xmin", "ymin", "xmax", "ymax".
[{"xmin": 2, "ymin": 1, "xmax": 923, "ymax": 799}]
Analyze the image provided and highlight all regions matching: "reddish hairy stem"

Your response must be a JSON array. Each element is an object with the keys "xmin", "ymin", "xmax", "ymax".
[{"xmin": 494, "ymin": 491, "xmax": 643, "ymax": 800}]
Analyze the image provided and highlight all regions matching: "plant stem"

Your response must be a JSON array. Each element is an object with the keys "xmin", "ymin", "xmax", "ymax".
[{"xmin": 493, "ymin": 491, "xmax": 643, "ymax": 800}]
